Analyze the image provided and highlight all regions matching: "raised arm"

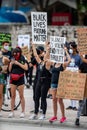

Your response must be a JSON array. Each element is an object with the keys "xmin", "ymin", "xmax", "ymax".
[
  {"xmin": 32, "ymin": 43, "xmax": 41, "ymax": 63},
  {"xmin": 44, "ymin": 41, "xmax": 50, "ymax": 62},
  {"xmin": 63, "ymin": 47, "xmax": 71, "ymax": 68}
]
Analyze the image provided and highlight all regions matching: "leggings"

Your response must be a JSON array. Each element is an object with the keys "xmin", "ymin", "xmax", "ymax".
[{"xmin": 34, "ymin": 78, "xmax": 51, "ymax": 115}]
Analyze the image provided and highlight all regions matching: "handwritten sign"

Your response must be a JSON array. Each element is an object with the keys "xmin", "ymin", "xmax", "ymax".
[
  {"xmin": 18, "ymin": 35, "xmax": 30, "ymax": 48},
  {"xmin": 77, "ymin": 28, "xmax": 87, "ymax": 55},
  {"xmin": 50, "ymin": 36, "xmax": 66, "ymax": 63},
  {"xmin": 57, "ymin": 71, "xmax": 87, "ymax": 100},
  {"xmin": 31, "ymin": 12, "xmax": 47, "ymax": 44}
]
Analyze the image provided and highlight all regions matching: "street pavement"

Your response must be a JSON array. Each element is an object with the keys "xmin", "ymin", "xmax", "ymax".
[{"xmin": 0, "ymin": 87, "xmax": 87, "ymax": 129}]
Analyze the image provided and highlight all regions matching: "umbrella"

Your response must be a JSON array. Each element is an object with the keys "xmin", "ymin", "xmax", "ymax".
[{"xmin": 0, "ymin": 10, "xmax": 29, "ymax": 23}]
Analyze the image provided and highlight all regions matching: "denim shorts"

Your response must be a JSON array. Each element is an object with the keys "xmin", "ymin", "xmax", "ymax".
[
  {"xmin": 51, "ymin": 83, "xmax": 58, "ymax": 89},
  {"xmin": 0, "ymin": 73, "xmax": 5, "ymax": 84}
]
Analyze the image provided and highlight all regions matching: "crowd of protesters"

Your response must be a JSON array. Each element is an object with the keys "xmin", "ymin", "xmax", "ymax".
[{"xmin": 0, "ymin": 40, "xmax": 87, "ymax": 126}]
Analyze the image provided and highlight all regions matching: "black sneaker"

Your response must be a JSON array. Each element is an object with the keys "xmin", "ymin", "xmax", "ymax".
[
  {"xmin": 66, "ymin": 106, "xmax": 73, "ymax": 110},
  {"xmin": 75, "ymin": 118, "xmax": 80, "ymax": 126},
  {"xmin": 47, "ymin": 94, "xmax": 52, "ymax": 98},
  {"xmin": 72, "ymin": 107, "xmax": 78, "ymax": 111}
]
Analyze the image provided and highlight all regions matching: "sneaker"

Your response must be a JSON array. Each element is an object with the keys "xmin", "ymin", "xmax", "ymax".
[
  {"xmin": 49, "ymin": 116, "xmax": 57, "ymax": 122},
  {"xmin": 20, "ymin": 112, "xmax": 25, "ymax": 118},
  {"xmin": 8, "ymin": 112, "xmax": 14, "ymax": 118},
  {"xmin": 0, "ymin": 111, "xmax": 2, "ymax": 117},
  {"xmin": 29, "ymin": 114, "xmax": 38, "ymax": 120},
  {"xmin": 39, "ymin": 114, "xmax": 45, "ymax": 120},
  {"xmin": 47, "ymin": 94, "xmax": 52, "ymax": 99},
  {"xmin": 72, "ymin": 107, "xmax": 78, "ymax": 111},
  {"xmin": 75, "ymin": 118, "xmax": 80, "ymax": 126},
  {"xmin": 60, "ymin": 117, "xmax": 66, "ymax": 123},
  {"xmin": 66, "ymin": 106, "xmax": 73, "ymax": 110}
]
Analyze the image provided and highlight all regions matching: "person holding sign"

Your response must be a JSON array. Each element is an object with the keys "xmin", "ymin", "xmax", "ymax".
[
  {"xmin": 29, "ymin": 42, "xmax": 52, "ymax": 120},
  {"xmin": 75, "ymin": 54, "xmax": 87, "ymax": 126},
  {"xmin": 49, "ymin": 46, "xmax": 71, "ymax": 123},
  {"xmin": 66, "ymin": 42, "xmax": 82, "ymax": 110}
]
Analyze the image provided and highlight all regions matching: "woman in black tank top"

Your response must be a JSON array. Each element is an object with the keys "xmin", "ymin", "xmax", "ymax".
[
  {"xmin": 45, "ymin": 44, "xmax": 71, "ymax": 123},
  {"xmin": 29, "ymin": 43, "xmax": 52, "ymax": 120}
]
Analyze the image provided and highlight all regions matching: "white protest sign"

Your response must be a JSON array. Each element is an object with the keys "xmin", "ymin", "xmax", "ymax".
[
  {"xmin": 18, "ymin": 35, "xmax": 30, "ymax": 48},
  {"xmin": 31, "ymin": 12, "xmax": 47, "ymax": 44},
  {"xmin": 50, "ymin": 36, "xmax": 66, "ymax": 63}
]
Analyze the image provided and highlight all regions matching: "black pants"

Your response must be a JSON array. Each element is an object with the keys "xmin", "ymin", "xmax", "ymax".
[{"xmin": 34, "ymin": 78, "xmax": 51, "ymax": 115}]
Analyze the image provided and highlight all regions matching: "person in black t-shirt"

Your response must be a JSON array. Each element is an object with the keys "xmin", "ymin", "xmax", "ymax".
[{"xmin": 8, "ymin": 47, "xmax": 28, "ymax": 118}]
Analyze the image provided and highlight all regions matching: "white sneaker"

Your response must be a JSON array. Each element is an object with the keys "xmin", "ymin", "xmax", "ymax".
[
  {"xmin": 20, "ymin": 112, "xmax": 25, "ymax": 118},
  {"xmin": 39, "ymin": 114, "xmax": 45, "ymax": 120},
  {"xmin": 0, "ymin": 111, "xmax": 2, "ymax": 117},
  {"xmin": 8, "ymin": 112, "xmax": 14, "ymax": 118},
  {"xmin": 29, "ymin": 114, "xmax": 38, "ymax": 120}
]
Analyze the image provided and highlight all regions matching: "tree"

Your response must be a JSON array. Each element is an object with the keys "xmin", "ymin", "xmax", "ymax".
[{"xmin": 76, "ymin": 0, "xmax": 87, "ymax": 25}]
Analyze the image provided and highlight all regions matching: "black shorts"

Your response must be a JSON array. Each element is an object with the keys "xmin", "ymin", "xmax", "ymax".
[{"xmin": 10, "ymin": 76, "xmax": 25, "ymax": 86}]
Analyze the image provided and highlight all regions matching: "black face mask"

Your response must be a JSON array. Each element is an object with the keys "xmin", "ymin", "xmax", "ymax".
[{"xmin": 40, "ymin": 56, "xmax": 44, "ymax": 61}]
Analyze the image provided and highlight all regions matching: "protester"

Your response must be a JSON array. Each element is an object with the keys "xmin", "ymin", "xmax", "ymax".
[
  {"xmin": 49, "ymin": 46, "xmax": 71, "ymax": 123},
  {"xmin": 66, "ymin": 41, "xmax": 82, "ymax": 110},
  {"xmin": 1, "ymin": 41, "xmax": 12, "ymax": 104},
  {"xmin": 0, "ymin": 50, "xmax": 10, "ymax": 116},
  {"xmin": 29, "ymin": 45, "xmax": 45, "ymax": 113},
  {"xmin": 8, "ymin": 47, "xmax": 28, "ymax": 118},
  {"xmin": 1, "ymin": 41, "xmax": 12, "ymax": 59},
  {"xmin": 29, "ymin": 42, "xmax": 52, "ymax": 120},
  {"xmin": 75, "ymin": 54, "xmax": 87, "ymax": 126}
]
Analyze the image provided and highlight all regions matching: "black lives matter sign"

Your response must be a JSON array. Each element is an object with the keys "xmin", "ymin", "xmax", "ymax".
[
  {"xmin": 31, "ymin": 12, "xmax": 47, "ymax": 44},
  {"xmin": 50, "ymin": 36, "xmax": 66, "ymax": 63}
]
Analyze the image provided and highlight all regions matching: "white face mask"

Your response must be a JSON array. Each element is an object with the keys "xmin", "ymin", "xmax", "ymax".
[
  {"xmin": 83, "ymin": 54, "xmax": 85, "ymax": 58},
  {"xmin": 69, "ymin": 49, "xmax": 73, "ymax": 54},
  {"xmin": 4, "ymin": 46, "xmax": 9, "ymax": 51}
]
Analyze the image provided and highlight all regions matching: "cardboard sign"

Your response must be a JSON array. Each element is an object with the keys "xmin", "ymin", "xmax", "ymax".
[
  {"xmin": 50, "ymin": 36, "xmax": 66, "ymax": 63},
  {"xmin": 57, "ymin": 71, "xmax": 87, "ymax": 100},
  {"xmin": 31, "ymin": 12, "xmax": 47, "ymax": 44},
  {"xmin": 21, "ymin": 46, "xmax": 30, "ymax": 61},
  {"xmin": 77, "ymin": 28, "xmax": 87, "ymax": 55}
]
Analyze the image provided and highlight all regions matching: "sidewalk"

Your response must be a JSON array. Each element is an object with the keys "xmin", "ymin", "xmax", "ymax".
[{"xmin": 0, "ymin": 87, "xmax": 87, "ymax": 129}]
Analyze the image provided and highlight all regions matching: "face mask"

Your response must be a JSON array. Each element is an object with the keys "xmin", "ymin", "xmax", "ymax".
[
  {"xmin": 14, "ymin": 53, "xmax": 20, "ymax": 60},
  {"xmin": 4, "ymin": 46, "xmax": 9, "ymax": 51},
  {"xmin": 69, "ymin": 49, "xmax": 73, "ymax": 54}
]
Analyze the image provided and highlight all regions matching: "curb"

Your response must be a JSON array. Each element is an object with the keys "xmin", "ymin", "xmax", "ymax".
[{"xmin": 0, "ymin": 118, "xmax": 87, "ymax": 129}]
